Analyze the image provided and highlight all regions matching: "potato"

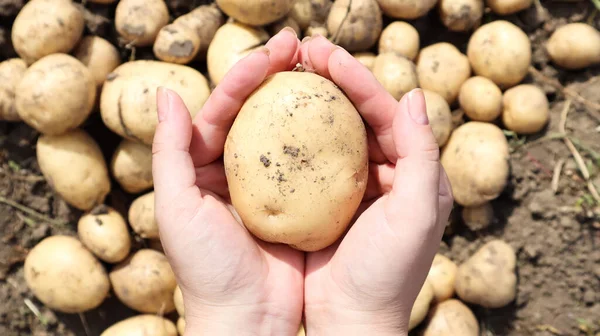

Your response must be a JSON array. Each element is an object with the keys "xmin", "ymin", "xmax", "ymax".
[
  {"xmin": 129, "ymin": 191, "xmax": 159, "ymax": 239},
  {"xmin": 223, "ymin": 71, "xmax": 368, "ymax": 252},
  {"xmin": 487, "ymin": 0, "xmax": 533, "ymax": 15},
  {"xmin": 376, "ymin": 0, "xmax": 437, "ymax": 19},
  {"xmin": 153, "ymin": 24, "xmax": 200, "ymax": 64},
  {"xmin": 458, "ymin": 76, "xmax": 503, "ymax": 122},
  {"xmin": 115, "ymin": 0, "xmax": 169, "ymax": 47},
  {"xmin": 100, "ymin": 60, "xmax": 210, "ymax": 145},
  {"xmin": 110, "ymin": 249, "xmax": 177, "ymax": 313},
  {"xmin": 409, "ymin": 279, "xmax": 434, "ymax": 330},
  {"xmin": 110, "ymin": 139, "xmax": 153, "ymax": 194},
  {"xmin": 290, "ymin": 0, "xmax": 332, "ymax": 30},
  {"xmin": 372, "ymin": 53, "xmax": 419, "ymax": 101},
  {"xmin": 101, "ymin": 315, "xmax": 177, "ymax": 336},
  {"xmin": 216, "ymin": 0, "xmax": 295, "ymax": 26},
  {"xmin": 440, "ymin": 122, "xmax": 509, "ymax": 207},
  {"xmin": 451, "ymin": 108, "xmax": 465, "ymax": 131},
  {"xmin": 378, "ymin": 21, "xmax": 420, "ymax": 61},
  {"xmin": 174, "ymin": 285, "xmax": 184, "ymax": 316},
  {"xmin": 78, "ymin": 205, "xmax": 131, "ymax": 263},
  {"xmin": 0, "ymin": 58, "xmax": 27, "ymax": 121},
  {"xmin": 37, "ymin": 129, "xmax": 111, "ymax": 211},
  {"xmin": 327, "ymin": 0, "xmax": 382, "ymax": 52},
  {"xmin": 305, "ymin": 25, "xmax": 329, "ymax": 37},
  {"xmin": 74, "ymin": 36, "xmax": 121, "ymax": 87},
  {"xmin": 502, "ymin": 84, "xmax": 549, "ymax": 134},
  {"xmin": 207, "ymin": 22, "xmax": 270, "ymax": 86},
  {"xmin": 426, "ymin": 254, "xmax": 458, "ymax": 302},
  {"xmin": 417, "ymin": 42, "xmax": 471, "ymax": 105},
  {"xmin": 423, "ymin": 90, "xmax": 453, "ymax": 147},
  {"xmin": 422, "ymin": 299, "xmax": 479, "ymax": 336},
  {"xmin": 439, "ymin": 0, "xmax": 484, "ymax": 32},
  {"xmin": 16, "ymin": 53, "xmax": 96, "ymax": 135},
  {"xmin": 24, "ymin": 235, "xmax": 110, "ymax": 313},
  {"xmin": 172, "ymin": 4, "xmax": 225, "ymax": 61},
  {"xmin": 269, "ymin": 17, "xmax": 302, "ymax": 37},
  {"xmin": 546, "ymin": 23, "xmax": 600, "ymax": 70},
  {"xmin": 176, "ymin": 317, "xmax": 186, "ymax": 335},
  {"xmin": 462, "ymin": 202, "xmax": 494, "ymax": 231},
  {"xmin": 455, "ymin": 239, "xmax": 517, "ymax": 308},
  {"xmin": 11, "ymin": 0, "xmax": 84, "ymax": 64},
  {"xmin": 297, "ymin": 324, "xmax": 306, "ymax": 336},
  {"xmin": 353, "ymin": 52, "xmax": 376, "ymax": 71},
  {"xmin": 89, "ymin": 0, "xmax": 117, "ymax": 3},
  {"xmin": 467, "ymin": 20, "xmax": 531, "ymax": 88}
]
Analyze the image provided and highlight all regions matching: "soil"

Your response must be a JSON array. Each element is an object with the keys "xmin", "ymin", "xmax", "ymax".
[{"xmin": 1, "ymin": 1, "xmax": 600, "ymax": 335}]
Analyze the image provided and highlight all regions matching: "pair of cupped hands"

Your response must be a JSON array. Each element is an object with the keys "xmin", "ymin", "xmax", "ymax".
[{"xmin": 151, "ymin": 27, "xmax": 454, "ymax": 335}]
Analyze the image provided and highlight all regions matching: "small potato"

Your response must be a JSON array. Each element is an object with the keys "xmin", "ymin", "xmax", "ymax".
[
  {"xmin": 297, "ymin": 323, "xmax": 306, "ymax": 336},
  {"xmin": 409, "ymin": 279, "xmax": 434, "ymax": 330},
  {"xmin": 305, "ymin": 25, "xmax": 328, "ymax": 37},
  {"xmin": 78, "ymin": 205, "xmax": 131, "ymax": 263},
  {"xmin": 101, "ymin": 315, "xmax": 177, "ymax": 336},
  {"xmin": 458, "ymin": 76, "xmax": 503, "ymax": 122},
  {"xmin": 451, "ymin": 108, "xmax": 466, "ymax": 131},
  {"xmin": 74, "ymin": 36, "xmax": 121, "ymax": 87},
  {"xmin": 378, "ymin": 21, "xmax": 420, "ymax": 60},
  {"xmin": 439, "ymin": 0, "xmax": 484, "ymax": 32},
  {"xmin": 422, "ymin": 299, "xmax": 479, "ymax": 336},
  {"xmin": 353, "ymin": 52, "xmax": 376, "ymax": 71},
  {"xmin": 269, "ymin": 17, "xmax": 302, "ymax": 37},
  {"xmin": 426, "ymin": 254, "xmax": 458, "ymax": 302},
  {"xmin": 174, "ymin": 285, "xmax": 184, "ymax": 316},
  {"xmin": 129, "ymin": 191, "xmax": 158, "ymax": 239},
  {"xmin": 376, "ymin": 0, "xmax": 437, "ymax": 19},
  {"xmin": 24, "ymin": 235, "xmax": 110, "ymax": 313},
  {"xmin": 462, "ymin": 202, "xmax": 494, "ymax": 231},
  {"xmin": 115, "ymin": 0, "xmax": 169, "ymax": 47},
  {"xmin": 372, "ymin": 53, "xmax": 419, "ymax": 101},
  {"xmin": 546, "ymin": 23, "xmax": 600, "ymax": 70},
  {"xmin": 0, "ymin": 58, "xmax": 27, "ymax": 121},
  {"xmin": 487, "ymin": 0, "xmax": 533, "ymax": 15},
  {"xmin": 110, "ymin": 139, "xmax": 153, "ymax": 194},
  {"xmin": 16, "ymin": 53, "xmax": 96, "ymax": 135},
  {"xmin": 110, "ymin": 249, "xmax": 177, "ymax": 313},
  {"xmin": 153, "ymin": 24, "xmax": 201, "ymax": 64},
  {"xmin": 11, "ymin": 0, "xmax": 84, "ymax": 64},
  {"xmin": 177, "ymin": 317, "xmax": 186, "ymax": 335},
  {"xmin": 172, "ymin": 5, "xmax": 225, "ymax": 61},
  {"xmin": 37, "ymin": 129, "xmax": 111, "ymax": 211},
  {"xmin": 502, "ymin": 84, "xmax": 549, "ymax": 134},
  {"xmin": 290, "ymin": 0, "xmax": 332, "ymax": 30},
  {"xmin": 417, "ymin": 43, "xmax": 471, "ymax": 105},
  {"xmin": 440, "ymin": 122, "xmax": 510, "ymax": 207},
  {"xmin": 216, "ymin": 0, "xmax": 295, "ymax": 26},
  {"xmin": 467, "ymin": 20, "xmax": 531, "ymax": 88},
  {"xmin": 455, "ymin": 240, "xmax": 517, "ymax": 308},
  {"xmin": 207, "ymin": 22, "xmax": 270, "ymax": 86},
  {"xmin": 327, "ymin": 0, "xmax": 383, "ymax": 52},
  {"xmin": 423, "ymin": 90, "xmax": 453, "ymax": 147}
]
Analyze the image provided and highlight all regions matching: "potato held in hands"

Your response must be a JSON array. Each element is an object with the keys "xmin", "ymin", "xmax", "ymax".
[{"xmin": 224, "ymin": 71, "xmax": 368, "ymax": 252}]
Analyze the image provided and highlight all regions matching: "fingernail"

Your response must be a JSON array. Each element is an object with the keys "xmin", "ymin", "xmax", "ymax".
[
  {"xmin": 254, "ymin": 46, "xmax": 271, "ymax": 56},
  {"xmin": 281, "ymin": 26, "xmax": 297, "ymax": 37},
  {"xmin": 156, "ymin": 86, "xmax": 171, "ymax": 122},
  {"xmin": 407, "ymin": 89, "xmax": 429, "ymax": 125},
  {"xmin": 301, "ymin": 36, "xmax": 311, "ymax": 44},
  {"xmin": 331, "ymin": 44, "xmax": 346, "ymax": 53}
]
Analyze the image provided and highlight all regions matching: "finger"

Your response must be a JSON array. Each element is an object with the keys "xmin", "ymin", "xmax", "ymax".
[
  {"xmin": 364, "ymin": 163, "xmax": 394, "ymax": 201},
  {"xmin": 264, "ymin": 27, "xmax": 300, "ymax": 75},
  {"xmin": 195, "ymin": 161, "xmax": 228, "ymax": 199},
  {"xmin": 367, "ymin": 126, "xmax": 387, "ymax": 164}
]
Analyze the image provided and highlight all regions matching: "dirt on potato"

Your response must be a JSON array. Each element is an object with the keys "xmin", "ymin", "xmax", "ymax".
[{"xmin": 1, "ymin": 1, "xmax": 600, "ymax": 335}]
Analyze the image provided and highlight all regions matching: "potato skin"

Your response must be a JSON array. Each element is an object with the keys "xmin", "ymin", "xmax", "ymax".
[
  {"xmin": 216, "ymin": 0, "xmax": 294, "ymax": 26},
  {"xmin": 24, "ymin": 235, "xmax": 110, "ymax": 313},
  {"xmin": 173, "ymin": 285, "xmax": 184, "ymax": 316},
  {"xmin": 502, "ymin": 84, "xmax": 549, "ymax": 134},
  {"xmin": 487, "ymin": 0, "xmax": 533, "ymax": 15},
  {"xmin": 176, "ymin": 317, "xmax": 186, "ymax": 335},
  {"xmin": 546, "ymin": 23, "xmax": 600, "ymax": 70},
  {"xmin": 422, "ymin": 299, "xmax": 479, "ymax": 336},
  {"xmin": 290, "ymin": 0, "xmax": 332, "ymax": 30},
  {"xmin": 78, "ymin": 205, "xmax": 132, "ymax": 263},
  {"xmin": 0, "ymin": 58, "xmax": 27, "ymax": 121},
  {"xmin": 423, "ymin": 90, "xmax": 453, "ymax": 147},
  {"xmin": 458, "ymin": 76, "xmax": 503, "ymax": 122},
  {"xmin": 111, "ymin": 139, "xmax": 153, "ymax": 194},
  {"xmin": 129, "ymin": 191, "xmax": 159, "ymax": 239},
  {"xmin": 37, "ymin": 129, "xmax": 111, "ymax": 211},
  {"xmin": 462, "ymin": 202, "xmax": 494, "ymax": 231},
  {"xmin": 100, "ymin": 60, "xmax": 210, "ymax": 145},
  {"xmin": 440, "ymin": 122, "xmax": 510, "ymax": 207},
  {"xmin": 376, "ymin": 0, "xmax": 437, "ymax": 19},
  {"xmin": 172, "ymin": 4, "xmax": 225, "ymax": 61},
  {"xmin": 224, "ymin": 71, "xmax": 368, "ymax": 252},
  {"xmin": 101, "ymin": 315, "xmax": 177, "ymax": 336},
  {"xmin": 115, "ymin": 0, "xmax": 169, "ymax": 46},
  {"xmin": 327, "ymin": 0, "xmax": 382, "ymax": 52},
  {"xmin": 153, "ymin": 23, "xmax": 201, "ymax": 64},
  {"xmin": 378, "ymin": 21, "xmax": 420, "ymax": 60},
  {"xmin": 353, "ymin": 52, "xmax": 376, "ymax": 71},
  {"xmin": 109, "ymin": 249, "xmax": 177, "ymax": 314},
  {"xmin": 439, "ymin": 0, "xmax": 484, "ymax": 32},
  {"xmin": 373, "ymin": 53, "xmax": 419, "ymax": 101},
  {"xmin": 426, "ymin": 254, "xmax": 458, "ymax": 302},
  {"xmin": 467, "ymin": 20, "xmax": 531, "ymax": 88},
  {"xmin": 16, "ymin": 53, "xmax": 96, "ymax": 135},
  {"xmin": 11, "ymin": 0, "xmax": 84, "ymax": 65},
  {"xmin": 74, "ymin": 36, "xmax": 122, "ymax": 87},
  {"xmin": 409, "ymin": 279, "xmax": 434, "ymax": 330}
]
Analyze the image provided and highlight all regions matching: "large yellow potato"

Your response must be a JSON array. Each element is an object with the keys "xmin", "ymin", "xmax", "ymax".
[
  {"xmin": 458, "ymin": 76, "xmax": 503, "ymax": 122},
  {"xmin": 110, "ymin": 249, "xmax": 177, "ymax": 314},
  {"xmin": 502, "ymin": 84, "xmax": 549, "ymax": 134},
  {"xmin": 37, "ymin": 129, "xmax": 111, "ymax": 211},
  {"xmin": 172, "ymin": 4, "xmax": 225, "ymax": 62},
  {"xmin": 0, "ymin": 58, "xmax": 27, "ymax": 121},
  {"xmin": 289, "ymin": 0, "xmax": 332, "ymax": 30},
  {"xmin": 487, "ymin": 0, "xmax": 533, "ymax": 15},
  {"xmin": 101, "ymin": 315, "xmax": 177, "ymax": 336},
  {"xmin": 439, "ymin": 0, "xmax": 484, "ymax": 32},
  {"xmin": 111, "ymin": 139, "xmax": 153, "ymax": 194},
  {"xmin": 11, "ymin": 0, "xmax": 84, "ymax": 64},
  {"xmin": 462, "ymin": 202, "xmax": 494, "ymax": 231},
  {"xmin": 423, "ymin": 90, "xmax": 453, "ymax": 147},
  {"xmin": 467, "ymin": 20, "xmax": 531, "ymax": 88},
  {"xmin": 24, "ymin": 235, "xmax": 110, "ymax": 313},
  {"xmin": 153, "ymin": 23, "xmax": 202, "ymax": 65},
  {"xmin": 426, "ymin": 254, "xmax": 458, "ymax": 302},
  {"xmin": 327, "ymin": 0, "xmax": 382, "ymax": 52},
  {"xmin": 74, "ymin": 36, "xmax": 122, "ymax": 87},
  {"xmin": 546, "ymin": 23, "xmax": 600, "ymax": 70},
  {"xmin": 409, "ymin": 279, "xmax": 434, "ymax": 330},
  {"xmin": 207, "ymin": 22, "xmax": 269, "ymax": 86},
  {"xmin": 16, "ymin": 53, "xmax": 96, "ymax": 135},
  {"xmin": 440, "ymin": 122, "xmax": 510, "ymax": 207},
  {"xmin": 224, "ymin": 71, "xmax": 368, "ymax": 252},
  {"xmin": 115, "ymin": 0, "xmax": 169, "ymax": 47},
  {"xmin": 422, "ymin": 299, "xmax": 479, "ymax": 336},
  {"xmin": 100, "ymin": 60, "xmax": 210, "ymax": 145},
  {"xmin": 372, "ymin": 53, "xmax": 419, "ymax": 101},
  {"xmin": 216, "ymin": 0, "xmax": 295, "ymax": 26},
  {"xmin": 129, "ymin": 191, "xmax": 159, "ymax": 239},
  {"xmin": 78, "ymin": 205, "xmax": 131, "ymax": 263},
  {"xmin": 417, "ymin": 42, "xmax": 471, "ymax": 105},
  {"xmin": 378, "ymin": 21, "xmax": 420, "ymax": 60},
  {"xmin": 455, "ymin": 240, "xmax": 517, "ymax": 308},
  {"xmin": 376, "ymin": 0, "xmax": 437, "ymax": 19}
]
